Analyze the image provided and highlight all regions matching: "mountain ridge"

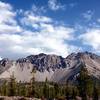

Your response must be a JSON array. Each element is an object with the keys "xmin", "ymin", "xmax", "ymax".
[{"xmin": 0, "ymin": 51, "xmax": 100, "ymax": 83}]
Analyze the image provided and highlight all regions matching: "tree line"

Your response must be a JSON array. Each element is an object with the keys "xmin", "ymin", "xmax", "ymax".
[{"xmin": 0, "ymin": 63, "xmax": 100, "ymax": 100}]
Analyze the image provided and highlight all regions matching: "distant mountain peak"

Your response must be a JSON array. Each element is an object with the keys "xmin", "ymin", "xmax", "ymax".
[{"xmin": 0, "ymin": 51, "xmax": 100, "ymax": 83}]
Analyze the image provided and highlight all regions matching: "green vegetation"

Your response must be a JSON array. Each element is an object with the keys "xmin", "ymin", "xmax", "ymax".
[
  {"xmin": 8, "ymin": 73, "xmax": 17, "ymax": 96},
  {"xmin": 77, "ymin": 63, "xmax": 94, "ymax": 100},
  {"xmin": 0, "ymin": 65, "xmax": 100, "ymax": 99}
]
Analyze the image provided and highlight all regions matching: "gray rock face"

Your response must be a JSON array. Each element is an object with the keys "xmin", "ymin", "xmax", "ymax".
[
  {"xmin": 26, "ymin": 53, "xmax": 67, "ymax": 72},
  {"xmin": 0, "ymin": 52, "xmax": 100, "ymax": 83},
  {"xmin": 0, "ymin": 58, "xmax": 12, "ymax": 74}
]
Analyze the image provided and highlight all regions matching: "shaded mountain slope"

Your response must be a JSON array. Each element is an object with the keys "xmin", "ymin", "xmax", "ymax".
[{"xmin": 0, "ymin": 52, "xmax": 100, "ymax": 83}]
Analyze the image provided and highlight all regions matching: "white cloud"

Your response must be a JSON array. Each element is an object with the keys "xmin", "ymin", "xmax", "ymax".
[
  {"xmin": 0, "ymin": 1, "xmax": 78, "ymax": 59},
  {"xmin": 79, "ymin": 29, "xmax": 100, "ymax": 52},
  {"xmin": 40, "ymin": 23, "xmax": 74, "ymax": 40},
  {"xmin": 82, "ymin": 10, "xmax": 94, "ymax": 21},
  {"xmin": 0, "ymin": 11, "xmax": 16, "ymax": 25},
  {"xmin": 0, "ymin": 1, "xmax": 15, "ymax": 25},
  {"xmin": 48, "ymin": 0, "xmax": 65, "ymax": 11},
  {"xmin": 22, "ymin": 14, "xmax": 52, "ymax": 25},
  {"xmin": 21, "ymin": 9, "xmax": 53, "ymax": 29},
  {"xmin": 32, "ymin": 4, "xmax": 46, "ymax": 13},
  {"xmin": 0, "ymin": 1, "xmax": 22, "ymax": 34},
  {"xmin": 0, "ymin": 24, "xmax": 22, "ymax": 34},
  {"xmin": 0, "ymin": 27, "xmax": 75, "ymax": 59}
]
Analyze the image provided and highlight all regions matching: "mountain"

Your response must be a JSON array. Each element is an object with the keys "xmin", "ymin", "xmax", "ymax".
[{"xmin": 0, "ymin": 52, "xmax": 100, "ymax": 83}]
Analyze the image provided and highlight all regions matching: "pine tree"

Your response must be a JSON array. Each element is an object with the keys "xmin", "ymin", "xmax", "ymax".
[
  {"xmin": 1, "ymin": 81, "xmax": 7, "ymax": 96},
  {"xmin": 54, "ymin": 82, "xmax": 60, "ymax": 98},
  {"xmin": 93, "ymin": 85, "xmax": 99, "ymax": 100},
  {"xmin": 30, "ymin": 77, "xmax": 35, "ymax": 97},
  {"xmin": 20, "ymin": 84, "xmax": 26, "ymax": 96},
  {"xmin": 65, "ymin": 81, "xmax": 72, "ymax": 100},
  {"xmin": 43, "ymin": 78, "xmax": 49, "ymax": 98},
  {"xmin": 72, "ymin": 87, "xmax": 78, "ymax": 100},
  {"xmin": 77, "ymin": 63, "xmax": 93, "ymax": 100},
  {"xmin": 25, "ymin": 84, "xmax": 30, "ymax": 97},
  {"xmin": 29, "ymin": 68, "xmax": 36, "ymax": 97},
  {"xmin": 16, "ymin": 81, "xmax": 21, "ymax": 96},
  {"xmin": 8, "ymin": 73, "xmax": 17, "ymax": 96},
  {"xmin": 49, "ymin": 86, "xmax": 55, "ymax": 99}
]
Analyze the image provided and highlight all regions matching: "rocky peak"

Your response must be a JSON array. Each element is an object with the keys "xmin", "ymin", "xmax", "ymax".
[
  {"xmin": 66, "ymin": 51, "xmax": 100, "ymax": 60},
  {"xmin": 0, "ymin": 52, "xmax": 100, "ymax": 82},
  {"xmin": 16, "ymin": 58, "xmax": 30, "ymax": 63},
  {"xmin": 0, "ymin": 58, "xmax": 12, "ymax": 74},
  {"xmin": 26, "ymin": 53, "xmax": 67, "ymax": 71},
  {"xmin": 0, "ymin": 58, "xmax": 11, "ymax": 66}
]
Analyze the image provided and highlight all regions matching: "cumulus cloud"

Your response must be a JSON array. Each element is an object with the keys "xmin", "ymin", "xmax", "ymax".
[
  {"xmin": 79, "ymin": 29, "xmax": 100, "ymax": 52},
  {"xmin": 0, "ymin": 1, "xmax": 78, "ymax": 59},
  {"xmin": 0, "ymin": 21, "xmax": 76, "ymax": 58},
  {"xmin": 21, "ymin": 14, "xmax": 53, "ymax": 29},
  {"xmin": 0, "ymin": 28, "xmax": 75, "ymax": 58},
  {"xmin": 48, "ymin": 0, "xmax": 65, "ymax": 11},
  {"xmin": 0, "ymin": 1, "xmax": 22, "ymax": 34}
]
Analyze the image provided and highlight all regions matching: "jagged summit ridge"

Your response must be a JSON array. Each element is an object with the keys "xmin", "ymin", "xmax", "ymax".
[{"xmin": 0, "ymin": 51, "xmax": 100, "ymax": 83}]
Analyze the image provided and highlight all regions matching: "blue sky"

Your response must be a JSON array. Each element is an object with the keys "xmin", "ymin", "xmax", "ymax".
[{"xmin": 0, "ymin": 0, "xmax": 100, "ymax": 59}]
